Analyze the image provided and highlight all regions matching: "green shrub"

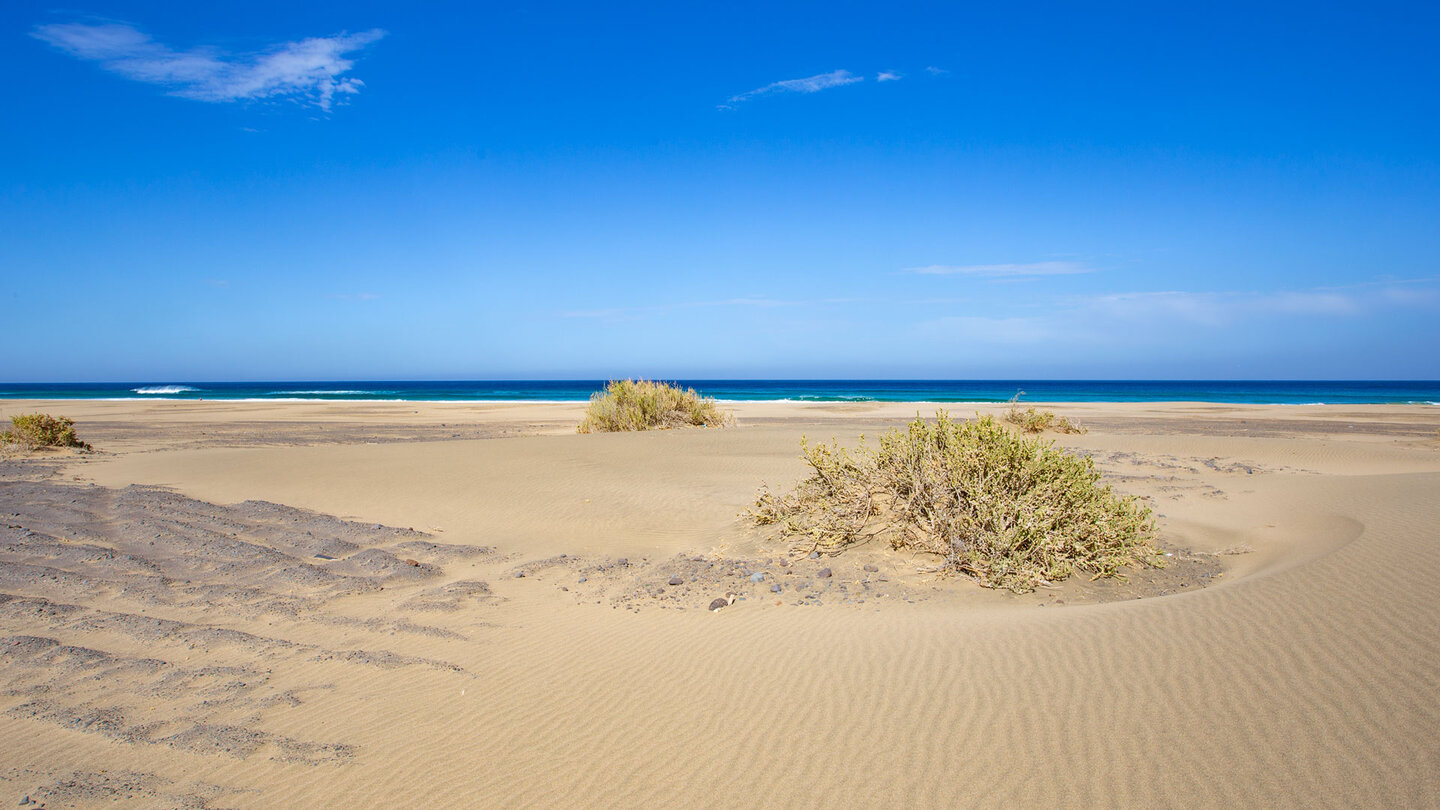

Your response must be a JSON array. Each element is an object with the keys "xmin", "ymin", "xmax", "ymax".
[
  {"xmin": 751, "ymin": 412, "xmax": 1159, "ymax": 592},
  {"xmin": 577, "ymin": 379, "xmax": 733, "ymax": 433},
  {"xmin": 1003, "ymin": 405, "xmax": 1086, "ymax": 434},
  {"xmin": 1, "ymin": 413, "xmax": 91, "ymax": 450}
]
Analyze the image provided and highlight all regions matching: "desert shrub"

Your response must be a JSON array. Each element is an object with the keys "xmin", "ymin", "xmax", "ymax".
[
  {"xmin": 1, "ymin": 413, "xmax": 91, "ymax": 451},
  {"xmin": 751, "ymin": 412, "xmax": 1159, "ymax": 592},
  {"xmin": 1003, "ymin": 405, "xmax": 1086, "ymax": 434},
  {"xmin": 577, "ymin": 379, "xmax": 733, "ymax": 433}
]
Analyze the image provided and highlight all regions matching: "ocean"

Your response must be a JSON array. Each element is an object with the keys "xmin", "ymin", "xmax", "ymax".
[{"xmin": 0, "ymin": 380, "xmax": 1436, "ymax": 405}]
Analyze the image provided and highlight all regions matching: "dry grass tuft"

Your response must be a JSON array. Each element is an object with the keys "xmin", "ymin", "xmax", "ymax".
[
  {"xmin": 1003, "ymin": 404, "xmax": 1086, "ymax": 434},
  {"xmin": 1, "ymin": 413, "xmax": 91, "ymax": 451},
  {"xmin": 577, "ymin": 379, "xmax": 733, "ymax": 433},
  {"xmin": 751, "ymin": 412, "xmax": 1160, "ymax": 592}
]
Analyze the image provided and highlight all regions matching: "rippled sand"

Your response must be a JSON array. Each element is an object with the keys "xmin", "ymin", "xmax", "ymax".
[{"xmin": 1, "ymin": 399, "xmax": 1437, "ymax": 808}]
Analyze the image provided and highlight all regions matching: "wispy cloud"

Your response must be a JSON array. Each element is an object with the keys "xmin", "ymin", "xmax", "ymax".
[
  {"xmin": 925, "ymin": 66, "xmax": 949, "ymax": 76},
  {"xmin": 31, "ymin": 21, "xmax": 385, "ymax": 112},
  {"xmin": 1080, "ymin": 288, "xmax": 1370, "ymax": 326},
  {"xmin": 905, "ymin": 261, "xmax": 1093, "ymax": 278},
  {"xmin": 721, "ymin": 69, "xmax": 863, "ymax": 109},
  {"xmin": 876, "ymin": 71, "xmax": 902, "ymax": 82}
]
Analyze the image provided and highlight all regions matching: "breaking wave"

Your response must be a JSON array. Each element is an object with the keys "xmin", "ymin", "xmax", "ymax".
[{"xmin": 133, "ymin": 386, "xmax": 199, "ymax": 395}]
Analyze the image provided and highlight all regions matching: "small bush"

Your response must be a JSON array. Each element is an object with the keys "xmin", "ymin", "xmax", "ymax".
[
  {"xmin": 577, "ymin": 379, "xmax": 733, "ymax": 433},
  {"xmin": 1, "ymin": 413, "xmax": 91, "ymax": 451},
  {"xmin": 1003, "ymin": 405, "xmax": 1086, "ymax": 434},
  {"xmin": 751, "ymin": 412, "xmax": 1159, "ymax": 592}
]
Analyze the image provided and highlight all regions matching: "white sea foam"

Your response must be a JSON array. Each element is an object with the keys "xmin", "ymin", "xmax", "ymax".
[{"xmin": 133, "ymin": 386, "xmax": 199, "ymax": 394}]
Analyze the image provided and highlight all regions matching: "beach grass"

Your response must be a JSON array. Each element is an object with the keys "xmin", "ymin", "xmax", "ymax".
[
  {"xmin": 1, "ymin": 413, "xmax": 91, "ymax": 451},
  {"xmin": 577, "ymin": 379, "xmax": 733, "ymax": 433},
  {"xmin": 1003, "ymin": 405, "xmax": 1086, "ymax": 434},
  {"xmin": 751, "ymin": 412, "xmax": 1159, "ymax": 592}
]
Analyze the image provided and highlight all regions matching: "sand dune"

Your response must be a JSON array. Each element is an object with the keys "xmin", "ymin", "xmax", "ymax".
[{"xmin": 1, "ymin": 400, "xmax": 1438, "ymax": 807}]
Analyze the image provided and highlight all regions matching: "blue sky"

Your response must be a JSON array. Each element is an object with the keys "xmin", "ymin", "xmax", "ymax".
[{"xmin": 3, "ymin": 1, "xmax": 1438, "ymax": 381}]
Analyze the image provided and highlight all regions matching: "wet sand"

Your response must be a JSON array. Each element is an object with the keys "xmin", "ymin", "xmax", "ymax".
[{"xmin": 1, "ymin": 399, "xmax": 1438, "ymax": 808}]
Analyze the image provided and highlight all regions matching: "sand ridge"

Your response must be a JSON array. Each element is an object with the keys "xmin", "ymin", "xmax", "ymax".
[{"xmin": 1, "ymin": 400, "xmax": 1438, "ymax": 807}]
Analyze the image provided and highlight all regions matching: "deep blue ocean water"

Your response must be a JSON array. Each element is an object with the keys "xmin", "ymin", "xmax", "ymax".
[{"xmin": 0, "ymin": 380, "xmax": 1436, "ymax": 404}]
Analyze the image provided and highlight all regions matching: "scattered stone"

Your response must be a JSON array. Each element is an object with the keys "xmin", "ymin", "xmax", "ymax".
[
  {"xmin": 749, "ymin": 572, "xmax": 765, "ymax": 583},
  {"xmin": 404, "ymin": 559, "xmax": 420, "ymax": 567},
  {"xmin": 668, "ymin": 576, "xmax": 683, "ymax": 586},
  {"xmin": 708, "ymin": 593, "xmax": 737, "ymax": 612},
  {"xmin": 514, "ymin": 571, "xmax": 526, "ymax": 578},
  {"xmin": 577, "ymin": 577, "xmax": 587, "ymax": 583},
  {"xmin": 817, "ymin": 568, "xmax": 832, "ymax": 579},
  {"xmin": 770, "ymin": 584, "xmax": 782, "ymax": 593},
  {"xmin": 809, "ymin": 551, "xmax": 820, "ymax": 559},
  {"xmin": 863, "ymin": 564, "xmax": 878, "ymax": 572},
  {"xmin": 314, "ymin": 554, "xmax": 335, "ymax": 560},
  {"xmin": 617, "ymin": 558, "xmax": 629, "ymax": 566}
]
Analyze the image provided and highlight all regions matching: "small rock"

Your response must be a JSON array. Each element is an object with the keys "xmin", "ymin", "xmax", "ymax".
[
  {"xmin": 863, "ymin": 564, "xmax": 878, "ymax": 572},
  {"xmin": 578, "ymin": 577, "xmax": 587, "ymax": 583},
  {"xmin": 617, "ymin": 558, "xmax": 629, "ymax": 566},
  {"xmin": 809, "ymin": 551, "xmax": 820, "ymax": 559},
  {"xmin": 708, "ymin": 595, "xmax": 734, "ymax": 612},
  {"xmin": 749, "ymin": 572, "xmax": 765, "ymax": 583},
  {"xmin": 817, "ymin": 568, "xmax": 832, "ymax": 578},
  {"xmin": 404, "ymin": 558, "xmax": 420, "ymax": 567},
  {"xmin": 770, "ymin": 584, "xmax": 782, "ymax": 593},
  {"xmin": 314, "ymin": 553, "xmax": 335, "ymax": 560},
  {"xmin": 669, "ymin": 576, "xmax": 684, "ymax": 586},
  {"xmin": 514, "ymin": 571, "xmax": 526, "ymax": 578}
]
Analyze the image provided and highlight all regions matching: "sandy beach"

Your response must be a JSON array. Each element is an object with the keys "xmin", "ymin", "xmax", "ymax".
[{"xmin": 2, "ymin": 398, "xmax": 1439, "ymax": 808}]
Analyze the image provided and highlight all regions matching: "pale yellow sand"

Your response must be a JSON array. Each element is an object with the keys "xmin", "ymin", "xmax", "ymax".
[{"xmin": 1, "ymin": 399, "xmax": 1438, "ymax": 807}]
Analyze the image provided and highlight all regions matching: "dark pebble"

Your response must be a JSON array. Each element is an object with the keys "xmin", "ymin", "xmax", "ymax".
[
  {"xmin": 770, "ymin": 584, "xmax": 782, "ymax": 593},
  {"xmin": 669, "ymin": 576, "xmax": 684, "ymax": 586},
  {"xmin": 817, "ymin": 568, "xmax": 832, "ymax": 578},
  {"xmin": 708, "ymin": 597, "xmax": 730, "ymax": 611}
]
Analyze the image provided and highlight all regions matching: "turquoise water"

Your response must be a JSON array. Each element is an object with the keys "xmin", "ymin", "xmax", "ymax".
[{"xmin": 0, "ymin": 380, "xmax": 1436, "ymax": 404}]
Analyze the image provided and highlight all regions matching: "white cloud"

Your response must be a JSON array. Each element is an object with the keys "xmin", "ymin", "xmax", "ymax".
[
  {"xmin": 906, "ymin": 261, "xmax": 1093, "ymax": 278},
  {"xmin": 32, "ymin": 21, "xmax": 385, "ymax": 112},
  {"xmin": 876, "ymin": 71, "xmax": 902, "ymax": 82},
  {"xmin": 925, "ymin": 66, "xmax": 949, "ymax": 76},
  {"xmin": 722, "ymin": 69, "xmax": 863, "ymax": 108},
  {"xmin": 1081, "ymin": 288, "xmax": 1366, "ymax": 325}
]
